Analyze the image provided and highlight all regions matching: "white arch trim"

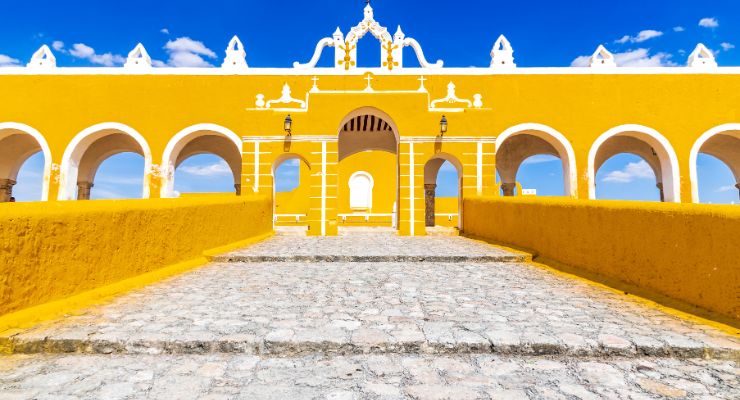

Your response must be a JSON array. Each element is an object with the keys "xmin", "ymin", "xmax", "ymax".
[
  {"xmin": 0, "ymin": 122, "xmax": 53, "ymax": 201},
  {"xmin": 588, "ymin": 124, "xmax": 680, "ymax": 203},
  {"xmin": 161, "ymin": 123, "xmax": 242, "ymax": 198},
  {"xmin": 496, "ymin": 123, "xmax": 578, "ymax": 197},
  {"xmin": 689, "ymin": 123, "xmax": 740, "ymax": 203},
  {"xmin": 58, "ymin": 122, "xmax": 152, "ymax": 200}
]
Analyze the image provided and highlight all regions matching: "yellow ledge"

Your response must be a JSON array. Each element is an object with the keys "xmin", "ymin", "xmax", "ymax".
[{"xmin": 0, "ymin": 231, "xmax": 273, "ymax": 343}]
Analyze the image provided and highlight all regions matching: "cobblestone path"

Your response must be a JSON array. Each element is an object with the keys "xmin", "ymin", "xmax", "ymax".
[{"xmin": 1, "ymin": 233, "xmax": 738, "ymax": 399}]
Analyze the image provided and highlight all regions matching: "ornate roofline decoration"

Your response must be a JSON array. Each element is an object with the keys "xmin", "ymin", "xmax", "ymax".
[
  {"xmin": 124, "ymin": 43, "xmax": 152, "ymax": 69},
  {"xmin": 490, "ymin": 35, "xmax": 515, "ymax": 69},
  {"xmin": 294, "ymin": 3, "xmax": 443, "ymax": 71},
  {"xmin": 27, "ymin": 45, "xmax": 56, "ymax": 69},
  {"xmin": 222, "ymin": 35, "xmax": 248, "ymax": 71},
  {"xmin": 688, "ymin": 43, "xmax": 717, "ymax": 68},
  {"xmin": 589, "ymin": 45, "xmax": 616, "ymax": 68}
]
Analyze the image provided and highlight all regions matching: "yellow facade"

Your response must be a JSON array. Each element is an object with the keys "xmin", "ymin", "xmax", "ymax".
[{"xmin": 0, "ymin": 72, "xmax": 738, "ymax": 234}]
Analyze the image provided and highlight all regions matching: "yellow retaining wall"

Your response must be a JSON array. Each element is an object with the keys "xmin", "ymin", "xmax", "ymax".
[
  {"xmin": 0, "ymin": 196, "xmax": 271, "ymax": 318},
  {"xmin": 463, "ymin": 197, "xmax": 740, "ymax": 326}
]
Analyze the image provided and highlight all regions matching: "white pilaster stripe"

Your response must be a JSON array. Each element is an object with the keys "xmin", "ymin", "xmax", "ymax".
[
  {"xmin": 409, "ymin": 142, "xmax": 415, "ymax": 236},
  {"xmin": 253, "ymin": 141, "xmax": 260, "ymax": 193},
  {"xmin": 321, "ymin": 141, "xmax": 327, "ymax": 236},
  {"xmin": 477, "ymin": 142, "xmax": 483, "ymax": 195}
]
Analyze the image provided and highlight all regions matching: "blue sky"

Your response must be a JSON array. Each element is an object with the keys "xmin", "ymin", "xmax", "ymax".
[{"xmin": 2, "ymin": 0, "xmax": 738, "ymax": 203}]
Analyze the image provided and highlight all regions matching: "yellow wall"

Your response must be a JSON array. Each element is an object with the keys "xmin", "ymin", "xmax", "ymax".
[
  {"xmin": 338, "ymin": 150, "xmax": 397, "ymax": 226},
  {"xmin": 463, "ymin": 197, "xmax": 740, "ymax": 326},
  {"xmin": 434, "ymin": 196, "xmax": 459, "ymax": 227},
  {"xmin": 274, "ymin": 158, "xmax": 311, "ymax": 224},
  {"xmin": 0, "ymin": 195, "xmax": 271, "ymax": 317}
]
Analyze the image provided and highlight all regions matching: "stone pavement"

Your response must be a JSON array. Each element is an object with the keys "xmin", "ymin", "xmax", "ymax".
[{"xmin": 1, "ymin": 233, "xmax": 738, "ymax": 399}]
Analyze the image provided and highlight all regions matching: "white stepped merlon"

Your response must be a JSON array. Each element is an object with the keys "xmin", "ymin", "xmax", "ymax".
[
  {"xmin": 589, "ymin": 45, "xmax": 616, "ymax": 68},
  {"xmin": 124, "ymin": 43, "xmax": 152, "ymax": 69},
  {"xmin": 27, "ymin": 45, "xmax": 56, "ymax": 69},
  {"xmin": 222, "ymin": 35, "xmax": 248, "ymax": 70},
  {"xmin": 688, "ymin": 43, "xmax": 717, "ymax": 68},
  {"xmin": 490, "ymin": 35, "xmax": 515, "ymax": 69},
  {"xmin": 294, "ymin": 3, "xmax": 442, "ymax": 71}
]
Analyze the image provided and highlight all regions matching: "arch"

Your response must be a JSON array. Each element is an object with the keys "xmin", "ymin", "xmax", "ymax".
[
  {"xmin": 58, "ymin": 122, "xmax": 152, "ymax": 200},
  {"xmin": 424, "ymin": 153, "xmax": 464, "ymax": 230},
  {"xmin": 161, "ymin": 123, "xmax": 242, "ymax": 198},
  {"xmin": 496, "ymin": 123, "xmax": 577, "ymax": 197},
  {"xmin": 689, "ymin": 123, "xmax": 740, "ymax": 203},
  {"xmin": 338, "ymin": 106, "xmax": 400, "ymax": 161},
  {"xmin": 272, "ymin": 153, "xmax": 312, "ymax": 175},
  {"xmin": 0, "ymin": 122, "xmax": 53, "ymax": 201},
  {"xmin": 588, "ymin": 124, "xmax": 680, "ymax": 202},
  {"xmin": 348, "ymin": 171, "xmax": 374, "ymax": 210}
]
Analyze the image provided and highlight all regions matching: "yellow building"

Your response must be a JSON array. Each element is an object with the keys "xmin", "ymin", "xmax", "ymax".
[{"xmin": 0, "ymin": 4, "xmax": 738, "ymax": 236}]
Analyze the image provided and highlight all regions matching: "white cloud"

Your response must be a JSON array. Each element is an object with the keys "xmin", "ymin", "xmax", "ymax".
[
  {"xmin": 716, "ymin": 185, "xmax": 736, "ymax": 193},
  {"xmin": 699, "ymin": 17, "xmax": 718, "ymax": 28},
  {"xmin": 602, "ymin": 160, "xmax": 655, "ymax": 183},
  {"xmin": 615, "ymin": 30, "xmax": 663, "ymax": 44},
  {"xmin": 571, "ymin": 48, "xmax": 675, "ymax": 68},
  {"xmin": 52, "ymin": 40, "xmax": 65, "ymax": 51},
  {"xmin": 673, "ymin": 26, "xmax": 685, "ymax": 32},
  {"xmin": 522, "ymin": 154, "xmax": 560, "ymax": 165},
  {"xmin": 0, "ymin": 54, "xmax": 20, "ymax": 67},
  {"xmin": 68, "ymin": 43, "xmax": 125, "ymax": 66},
  {"xmin": 180, "ymin": 160, "xmax": 232, "ymax": 177},
  {"xmin": 162, "ymin": 37, "xmax": 216, "ymax": 67},
  {"xmin": 720, "ymin": 42, "xmax": 735, "ymax": 51},
  {"xmin": 160, "ymin": 28, "xmax": 170, "ymax": 35}
]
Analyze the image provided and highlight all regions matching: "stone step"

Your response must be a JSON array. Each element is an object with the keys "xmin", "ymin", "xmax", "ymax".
[
  {"xmin": 3, "ymin": 353, "xmax": 737, "ymax": 399},
  {"xmin": 210, "ymin": 254, "xmax": 528, "ymax": 263},
  {"xmin": 3, "ymin": 331, "xmax": 739, "ymax": 360}
]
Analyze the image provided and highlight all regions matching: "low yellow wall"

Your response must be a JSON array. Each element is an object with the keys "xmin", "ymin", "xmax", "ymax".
[
  {"xmin": 463, "ymin": 197, "xmax": 740, "ymax": 325},
  {"xmin": 0, "ymin": 196, "xmax": 272, "ymax": 317}
]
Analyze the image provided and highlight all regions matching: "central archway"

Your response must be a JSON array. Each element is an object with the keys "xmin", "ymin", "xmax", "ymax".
[{"xmin": 337, "ymin": 107, "xmax": 399, "ymax": 229}]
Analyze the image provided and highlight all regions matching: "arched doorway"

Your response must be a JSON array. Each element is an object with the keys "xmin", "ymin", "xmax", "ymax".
[
  {"xmin": 0, "ymin": 123, "xmax": 52, "ymax": 202},
  {"xmin": 272, "ymin": 154, "xmax": 311, "ymax": 229},
  {"xmin": 59, "ymin": 123, "xmax": 152, "ymax": 200},
  {"xmin": 337, "ymin": 107, "xmax": 399, "ymax": 229},
  {"xmin": 496, "ymin": 123, "xmax": 577, "ymax": 198},
  {"xmin": 589, "ymin": 125, "xmax": 680, "ymax": 202},
  {"xmin": 424, "ymin": 154, "xmax": 463, "ymax": 231},
  {"xmin": 690, "ymin": 124, "xmax": 740, "ymax": 204},
  {"xmin": 161, "ymin": 124, "xmax": 242, "ymax": 198}
]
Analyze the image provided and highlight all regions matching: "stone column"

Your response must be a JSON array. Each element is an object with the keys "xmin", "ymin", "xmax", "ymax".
[
  {"xmin": 656, "ymin": 182, "xmax": 665, "ymax": 202},
  {"xmin": 0, "ymin": 179, "xmax": 16, "ymax": 202},
  {"xmin": 501, "ymin": 182, "xmax": 516, "ymax": 197},
  {"xmin": 234, "ymin": 183, "xmax": 242, "ymax": 196},
  {"xmin": 736, "ymin": 183, "xmax": 740, "ymax": 202},
  {"xmin": 77, "ymin": 182, "xmax": 94, "ymax": 200},
  {"xmin": 424, "ymin": 183, "xmax": 437, "ymax": 227}
]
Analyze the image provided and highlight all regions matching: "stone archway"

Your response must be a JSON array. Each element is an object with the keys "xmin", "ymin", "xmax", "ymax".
[
  {"xmin": 424, "ymin": 153, "xmax": 463, "ymax": 230},
  {"xmin": 690, "ymin": 124, "xmax": 740, "ymax": 203},
  {"xmin": 0, "ymin": 123, "xmax": 52, "ymax": 202}
]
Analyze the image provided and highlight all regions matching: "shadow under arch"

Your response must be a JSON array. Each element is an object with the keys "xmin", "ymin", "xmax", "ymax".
[
  {"xmin": 0, "ymin": 122, "xmax": 53, "ymax": 201},
  {"xmin": 496, "ymin": 123, "xmax": 577, "ymax": 198},
  {"xmin": 161, "ymin": 123, "xmax": 242, "ymax": 198},
  {"xmin": 58, "ymin": 122, "xmax": 152, "ymax": 200},
  {"xmin": 588, "ymin": 124, "xmax": 680, "ymax": 203}
]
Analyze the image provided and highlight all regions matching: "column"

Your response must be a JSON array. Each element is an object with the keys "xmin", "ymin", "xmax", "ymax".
[
  {"xmin": 234, "ymin": 184, "xmax": 242, "ymax": 196},
  {"xmin": 501, "ymin": 182, "xmax": 516, "ymax": 197},
  {"xmin": 736, "ymin": 183, "xmax": 740, "ymax": 202},
  {"xmin": 77, "ymin": 182, "xmax": 94, "ymax": 200},
  {"xmin": 656, "ymin": 182, "xmax": 665, "ymax": 202},
  {"xmin": 307, "ymin": 140, "xmax": 338, "ymax": 236},
  {"xmin": 424, "ymin": 183, "xmax": 436, "ymax": 227},
  {"xmin": 0, "ymin": 179, "xmax": 16, "ymax": 202}
]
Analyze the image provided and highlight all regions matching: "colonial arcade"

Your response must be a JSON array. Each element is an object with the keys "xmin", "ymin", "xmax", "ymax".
[{"xmin": 1, "ymin": 3, "xmax": 739, "ymax": 236}]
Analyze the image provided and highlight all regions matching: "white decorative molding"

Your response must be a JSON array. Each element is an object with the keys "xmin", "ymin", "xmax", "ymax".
[
  {"xmin": 688, "ymin": 43, "xmax": 717, "ymax": 68},
  {"xmin": 473, "ymin": 94, "xmax": 483, "ymax": 108},
  {"xmin": 589, "ymin": 45, "xmax": 616, "ymax": 68},
  {"xmin": 27, "ymin": 45, "xmax": 56, "ymax": 69},
  {"xmin": 431, "ymin": 82, "xmax": 474, "ymax": 109},
  {"xmin": 490, "ymin": 35, "xmax": 515, "ymax": 69},
  {"xmin": 294, "ymin": 3, "xmax": 442, "ymax": 71},
  {"xmin": 124, "ymin": 43, "xmax": 152, "ymax": 69},
  {"xmin": 222, "ymin": 35, "xmax": 249, "ymax": 70},
  {"xmin": 265, "ymin": 83, "xmax": 306, "ymax": 109}
]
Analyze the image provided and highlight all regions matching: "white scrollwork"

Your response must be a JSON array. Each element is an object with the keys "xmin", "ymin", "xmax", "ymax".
[
  {"xmin": 265, "ymin": 83, "xmax": 306, "ymax": 109},
  {"xmin": 431, "ymin": 82, "xmax": 474, "ymax": 109},
  {"xmin": 402, "ymin": 37, "xmax": 443, "ymax": 68},
  {"xmin": 293, "ymin": 37, "xmax": 337, "ymax": 69}
]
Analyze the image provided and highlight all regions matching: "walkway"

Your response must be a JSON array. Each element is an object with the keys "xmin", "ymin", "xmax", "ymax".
[{"xmin": 1, "ymin": 234, "xmax": 738, "ymax": 399}]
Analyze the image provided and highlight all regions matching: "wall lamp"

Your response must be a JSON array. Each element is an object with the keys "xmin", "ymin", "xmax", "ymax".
[
  {"xmin": 284, "ymin": 114, "xmax": 292, "ymax": 135},
  {"xmin": 440, "ymin": 115, "xmax": 448, "ymax": 135}
]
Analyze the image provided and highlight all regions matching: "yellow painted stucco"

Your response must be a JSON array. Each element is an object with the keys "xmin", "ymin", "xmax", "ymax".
[
  {"xmin": 1, "ymin": 72, "xmax": 737, "ymax": 235},
  {"xmin": 0, "ymin": 196, "xmax": 272, "ymax": 320},
  {"xmin": 463, "ymin": 196, "xmax": 740, "ymax": 327}
]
